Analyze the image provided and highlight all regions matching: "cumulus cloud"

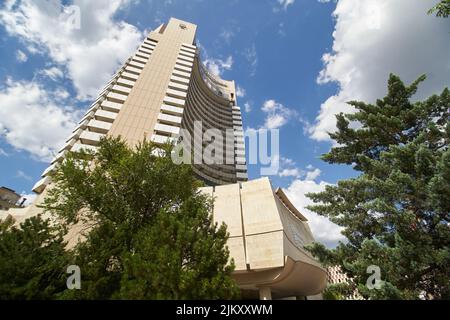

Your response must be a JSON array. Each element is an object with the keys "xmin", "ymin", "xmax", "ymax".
[
  {"xmin": 261, "ymin": 99, "xmax": 297, "ymax": 129},
  {"xmin": 15, "ymin": 49, "xmax": 27, "ymax": 62},
  {"xmin": 310, "ymin": 0, "xmax": 450, "ymax": 142},
  {"xmin": 305, "ymin": 167, "xmax": 321, "ymax": 181},
  {"xmin": 16, "ymin": 170, "xmax": 31, "ymax": 181},
  {"xmin": 0, "ymin": 148, "xmax": 8, "ymax": 157},
  {"xmin": 236, "ymin": 85, "xmax": 246, "ymax": 98},
  {"xmin": 276, "ymin": 0, "xmax": 295, "ymax": 11},
  {"xmin": 0, "ymin": 0, "xmax": 143, "ymax": 100},
  {"xmin": 0, "ymin": 79, "xmax": 79, "ymax": 162},
  {"xmin": 285, "ymin": 178, "xmax": 345, "ymax": 247},
  {"xmin": 204, "ymin": 56, "xmax": 233, "ymax": 76},
  {"xmin": 243, "ymin": 43, "xmax": 258, "ymax": 76},
  {"xmin": 279, "ymin": 168, "xmax": 301, "ymax": 178},
  {"xmin": 244, "ymin": 102, "xmax": 252, "ymax": 113},
  {"xmin": 40, "ymin": 67, "xmax": 64, "ymax": 81}
]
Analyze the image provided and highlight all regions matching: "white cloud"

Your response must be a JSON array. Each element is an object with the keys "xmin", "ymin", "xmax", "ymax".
[
  {"xmin": 305, "ymin": 167, "xmax": 321, "ymax": 181},
  {"xmin": 40, "ymin": 67, "xmax": 64, "ymax": 81},
  {"xmin": 244, "ymin": 102, "xmax": 252, "ymax": 113},
  {"xmin": 16, "ymin": 170, "xmax": 31, "ymax": 181},
  {"xmin": 204, "ymin": 55, "xmax": 233, "ymax": 76},
  {"xmin": 0, "ymin": 79, "xmax": 78, "ymax": 162},
  {"xmin": 0, "ymin": 148, "xmax": 9, "ymax": 157},
  {"xmin": 243, "ymin": 43, "xmax": 258, "ymax": 76},
  {"xmin": 310, "ymin": 0, "xmax": 450, "ymax": 142},
  {"xmin": 285, "ymin": 178, "xmax": 345, "ymax": 247},
  {"xmin": 220, "ymin": 29, "xmax": 235, "ymax": 44},
  {"xmin": 19, "ymin": 192, "xmax": 37, "ymax": 206},
  {"xmin": 15, "ymin": 49, "xmax": 27, "ymax": 62},
  {"xmin": 236, "ymin": 85, "xmax": 246, "ymax": 98},
  {"xmin": 0, "ymin": 0, "xmax": 143, "ymax": 100},
  {"xmin": 277, "ymin": 0, "xmax": 295, "ymax": 10},
  {"xmin": 261, "ymin": 99, "xmax": 297, "ymax": 129},
  {"xmin": 277, "ymin": 157, "xmax": 302, "ymax": 178},
  {"xmin": 279, "ymin": 168, "xmax": 301, "ymax": 177},
  {"xmin": 53, "ymin": 87, "xmax": 70, "ymax": 100}
]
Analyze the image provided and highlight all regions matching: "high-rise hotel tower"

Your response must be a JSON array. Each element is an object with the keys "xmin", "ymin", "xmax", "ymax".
[
  {"xmin": 12, "ymin": 18, "xmax": 327, "ymax": 300},
  {"xmin": 32, "ymin": 18, "xmax": 247, "ymax": 193}
]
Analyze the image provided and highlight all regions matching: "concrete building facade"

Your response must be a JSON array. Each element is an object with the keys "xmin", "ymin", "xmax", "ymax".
[
  {"xmin": 0, "ymin": 187, "xmax": 22, "ymax": 211},
  {"xmin": 9, "ymin": 18, "xmax": 326, "ymax": 300},
  {"xmin": 33, "ymin": 17, "xmax": 246, "ymax": 190}
]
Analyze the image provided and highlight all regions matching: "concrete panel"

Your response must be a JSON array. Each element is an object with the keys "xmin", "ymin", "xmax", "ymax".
[
  {"xmin": 227, "ymin": 237, "xmax": 247, "ymax": 271},
  {"xmin": 240, "ymin": 177, "xmax": 283, "ymax": 235},
  {"xmin": 245, "ymin": 231, "xmax": 284, "ymax": 270},
  {"xmin": 213, "ymin": 183, "xmax": 242, "ymax": 237}
]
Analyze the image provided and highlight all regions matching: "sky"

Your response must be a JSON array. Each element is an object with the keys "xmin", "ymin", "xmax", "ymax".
[{"xmin": 0, "ymin": 0, "xmax": 448, "ymax": 247}]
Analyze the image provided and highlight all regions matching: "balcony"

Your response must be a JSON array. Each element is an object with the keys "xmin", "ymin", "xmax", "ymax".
[
  {"xmin": 32, "ymin": 176, "xmax": 50, "ymax": 194},
  {"xmin": 121, "ymin": 71, "xmax": 140, "ymax": 81},
  {"xmin": 174, "ymin": 64, "xmax": 192, "ymax": 73},
  {"xmin": 168, "ymin": 81, "xmax": 188, "ymax": 92},
  {"xmin": 150, "ymin": 134, "xmax": 175, "ymax": 145},
  {"xmin": 166, "ymin": 88, "xmax": 187, "ymax": 99},
  {"xmin": 79, "ymin": 131, "xmax": 105, "ymax": 145},
  {"xmin": 87, "ymin": 119, "xmax": 112, "ymax": 133},
  {"xmin": 135, "ymin": 51, "xmax": 150, "ymax": 60},
  {"xmin": 51, "ymin": 150, "xmax": 68, "ymax": 164},
  {"xmin": 157, "ymin": 113, "xmax": 182, "ymax": 125},
  {"xmin": 160, "ymin": 104, "xmax": 184, "ymax": 116},
  {"xmin": 128, "ymin": 60, "xmax": 146, "ymax": 70},
  {"xmin": 125, "ymin": 65, "xmax": 142, "ymax": 75},
  {"xmin": 170, "ymin": 75, "xmax": 190, "ymax": 85},
  {"xmin": 101, "ymin": 100, "xmax": 122, "ymax": 113},
  {"xmin": 172, "ymin": 69, "xmax": 191, "ymax": 79},
  {"xmin": 71, "ymin": 143, "xmax": 98, "ymax": 153},
  {"xmin": 154, "ymin": 123, "xmax": 180, "ymax": 136},
  {"xmin": 107, "ymin": 92, "xmax": 128, "ymax": 103},
  {"xmin": 42, "ymin": 162, "xmax": 58, "ymax": 177},
  {"xmin": 132, "ymin": 57, "xmax": 147, "ymax": 65},
  {"xmin": 176, "ymin": 59, "xmax": 193, "ymax": 68},
  {"xmin": 95, "ymin": 109, "xmax": 117, "ymax": 122},
  {"xmin": 112, "ymin": 84, "xmax": 132, "ymax": 95},
  {"xmin": 163, "ymin": 96, "xmax": 185, "ymax": 107},
  {"xmin": 179, "ymin": 50, "xmax": 195, "ymax": 58}
]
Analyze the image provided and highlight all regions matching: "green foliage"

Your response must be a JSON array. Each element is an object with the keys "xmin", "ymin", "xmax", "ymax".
[
  {"xmin": 322, "ymin": 283, "xmax": 354, "ymax": 300},
  {"xmin": 306, "ymin": 74, "xmax": 450, "ymax": 299},
  {"xmin": 0, "ymin": 215, "xmax": 69, "ymax": 299},
  {"xmin": 428, "ymin": 0, "xmax": 450, "ymax": 17},
  {"xmin": 43, "ymin": 137, "xmax": 240, "ymax": 299}
]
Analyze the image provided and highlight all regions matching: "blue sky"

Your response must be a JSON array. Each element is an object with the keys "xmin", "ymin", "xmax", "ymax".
[{"xmin": 0, "ymin": 0, "xmax": 448, "ymax": 247}]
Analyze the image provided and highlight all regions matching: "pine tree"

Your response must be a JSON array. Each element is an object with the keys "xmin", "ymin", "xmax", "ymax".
[
  {"xmin": 43, "ymin": 137, "xmax": 240, "ymax": 299},
  {"xmin": 0, "ymin": 215, "xmax": 69, "ymax": 299},
  {"xmin": 428, "ymin": 0, "xmax": 450, "ymax": 17},
  {"xmin": 306, "ymin": 74, "xmax": 449, "ymax": 299}
]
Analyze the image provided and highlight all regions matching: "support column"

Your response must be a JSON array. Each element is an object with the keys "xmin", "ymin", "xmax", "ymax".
[{"xmin": 259, "ymin": 287, "xmax": 272, "ymax": 300}]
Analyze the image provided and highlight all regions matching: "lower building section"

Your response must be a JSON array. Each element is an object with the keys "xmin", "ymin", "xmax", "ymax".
[
  {"xmin": 2, "ymin": 177, "xmax": 326, "ymax": 300},
  {"xmin": 199, "ymin": 177, "xmax": 327, "ymax": 299}
]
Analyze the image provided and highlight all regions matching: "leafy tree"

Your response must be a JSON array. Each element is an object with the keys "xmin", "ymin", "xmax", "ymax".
[
  {"xmin": 306, "ymin": 74, "xmax": 449, "ymax": 299},
  {"xmin": 322, "ymin": 283, "xmax": 354, "ymax": 300},
  {"xmin": 0, "ymin": 215, "xmax": 69, "ymax": 299},
  {"xmin": 428, "ymin": 0, "xmax": 450, "ymax": 17},
  {"xmin": 43, "ymin": 137, "xmax": 240, "ymax": 299}
]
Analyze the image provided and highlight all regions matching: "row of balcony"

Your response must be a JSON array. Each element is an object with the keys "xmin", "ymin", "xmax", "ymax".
[
  {"xmin": 32, "ymin": 38, "xmax": 158, "ymax": 193},
  {"xmin": 151, "ymin": 42, "xmax": 195, "ymax": 145}
]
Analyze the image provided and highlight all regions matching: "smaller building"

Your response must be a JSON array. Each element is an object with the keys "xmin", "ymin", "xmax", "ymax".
[
  {"xmin": 326, "ymin": 265, "xmax": 363, "ymax": 300},
  {"xmin": 0, "ymin": 186, "xmax": 22, "ymax": 211}
]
